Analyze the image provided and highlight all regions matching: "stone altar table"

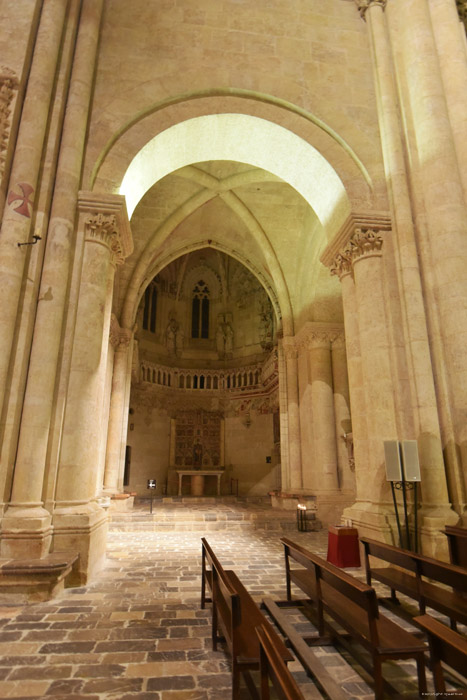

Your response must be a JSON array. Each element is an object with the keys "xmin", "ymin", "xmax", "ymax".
[{"xmin": 176, "ymin": 470, "xmax": 224, "ymax": 496}]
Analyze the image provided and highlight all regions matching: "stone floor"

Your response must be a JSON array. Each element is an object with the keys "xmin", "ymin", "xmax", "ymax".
[{"xmin": 0, "ymin": 501, "xmax": 463, "ymax": 699}]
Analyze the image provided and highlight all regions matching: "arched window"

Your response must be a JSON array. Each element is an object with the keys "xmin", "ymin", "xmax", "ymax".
[
  {"xmin": 142, "ymin": 283, "xmax": 158, "ymax": 333},
  {"xmin": 191, "ymin": 280, "xmax": 210, "ymax": 338}
]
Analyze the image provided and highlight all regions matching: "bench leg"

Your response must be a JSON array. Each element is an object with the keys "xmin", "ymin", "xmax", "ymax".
[
  {"xmin": 373, "ymin": 657, "xmax": 384, "ymax": 700},
  {"xmin": 416, "ymin": 654, "xmax": 427, "ymax": 695},
  {"xmin": 212, "ymin": 604, "xmax": 218, "ymax": 651},
  {"xmin": 232, "ymin": 663, "xmax": 241, "ymax": 700}
]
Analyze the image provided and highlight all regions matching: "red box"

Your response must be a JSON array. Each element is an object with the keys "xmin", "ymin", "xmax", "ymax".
[{"xmin": 327, "ymin": 526, "xmax": 361, "ymax": 568}]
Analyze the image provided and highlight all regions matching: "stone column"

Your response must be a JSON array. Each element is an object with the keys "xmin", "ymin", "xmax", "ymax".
[
  {"xmin": 349, "ymin": 229, "xmax": 397, "ymax": 505},
  {"xmin": 330, "ymin": 254, "xmax": 371, "ymax": 514},
  {"xmin": 0, "ymin": 0, "xmax": 68, "ymax": 414},
  {"xmin": 357, "ymin": 0, "xmax": 459, "ymax": 548},
  {"xmin": 220, "ymin": 418, "xmax": 225, "ymax": 466},
  {"xmin": 283, "ymin": 338, "xmax": 302, "ymax": 492},
  {"xmin": 331, "ymin": 334, "xmax": 353, "ymax": 489},
  {"xmin": 308, "ymin": 332, "xmax": 339, "ymax": 493},
  {"xmin": 169, "ymin": 419, "xmax": 176, "ymax": 468},
  {"xmin": 429, "ymin": 0, "xmax": 467, "ymax": 204},
  {"xmin": 53, "ymin": 195, "xmax": 132, "ymax": 583},
  {"xmin": 396, "ymin": 0, "xmax": 467, "ymax": 497},
  {"xmin": 1, "ymin": 0, "xmax": 105, "ymax": 564},
  {"xmin": 103, "ymin": 318, "xmax": 133, "ymax": 494}
]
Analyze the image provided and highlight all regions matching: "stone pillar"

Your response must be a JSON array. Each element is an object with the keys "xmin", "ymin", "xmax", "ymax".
[
  {"xmin": 103, "ymin": 318, "xmax": 133, "ymax": 494},
  {"xmin": 0, "ymin": 0, "xmax": 68, "ymax": 413},
  {"xmin": 330, "ymin": 254, "xmax": 371, "ymax": 513},
  {"xmin": 283, "ymin": 338, "xmax": 302, "ymax": 492},
  {"xmin": 396, "ymin": 0, "xmax": 467, "ymax": 505},
  {"xmin": 53, "ymin": 195, "xmax": 132, "ymax": 584},
  {"xmin": 169, "ymin": 419, "xmax": 176, "ymax": 468},
  {"xmin": 331, "ymin": 334, "xmax": 353, "ymax": 490},
  {"xmin": 356, "ymin": 0, "xmax": 459, "ymax": 548},
  {"xmin": 429, "ymin": 0, "xmax": 467, "ymax": 204},
  {"xmin": 308, "ymin": 332, "xmax": 339, "ymax": 493},
  {"xmin": 276, "ymin": 333, "xmax": 289, "ymax": 491},
  {"xmin": 350, "ymin": 229, "xmax": 397, "ymax": 503},
  {"xmin": 0, "ymin": 0, "xmax": 105, "ymax": 563},
  {"xmin": 220, "ymin": 418, "xmax": 225, "ymax": 467}
]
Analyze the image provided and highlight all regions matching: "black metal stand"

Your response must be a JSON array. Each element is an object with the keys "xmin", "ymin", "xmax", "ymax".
[
  {"xmin": 149, "ymin": 495, "xmax": 154, "ymax": 514},
  {"xmin": 391, "ymin": 481, "xmax": 418, "ymax": 552},
  {"xmin": 297, "ymin": 507, "xmax": 307, "ymax": 532}
]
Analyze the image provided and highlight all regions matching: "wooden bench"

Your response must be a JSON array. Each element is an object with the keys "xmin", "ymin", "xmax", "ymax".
[
  {"xmin": 360, "ymin": 537, "xmax": 467, "ymax": 629},
  {"xmin": 445, "ymin": 525, "xmax": 467, "ymax": 568},
  {"xmin": 256, "ymin": 624, "xmax": 305, "ymax": 700},
  {"xmin": 201, "ymin": 537, "xmax": 293, "ymax": 699},
  {"xmin": 414, "ymin": 614, "xmax": 467, "ymax": 698},
  {"xmin": 281, "ymin": 537, "xmax": 427, "ymax": 700}
]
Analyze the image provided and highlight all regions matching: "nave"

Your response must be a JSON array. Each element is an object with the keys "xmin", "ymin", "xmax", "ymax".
[{"xmin": 0, "ymin": 502, "xmax": 461, "ymax": 699}]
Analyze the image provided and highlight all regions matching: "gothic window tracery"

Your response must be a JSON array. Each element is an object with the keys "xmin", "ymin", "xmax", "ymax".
[{"xmin": 191, "ymin": 280, "xmax": 210, "ymax": 338}]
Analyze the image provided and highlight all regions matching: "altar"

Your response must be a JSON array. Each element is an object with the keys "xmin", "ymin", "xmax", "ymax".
[{"xmin": 176, "ymin": 470, "xmax": 224, "ymax": 496}]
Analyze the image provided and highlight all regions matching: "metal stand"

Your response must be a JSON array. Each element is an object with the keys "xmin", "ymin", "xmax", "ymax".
[
  {"xmin": 391, "ymin": 481, "xmax": 418, "ymax": 552},
  {"xmin": 149, "ymin": 495, "xmax": 154, "ymax": 514},
  {"xmin": 297, "ymin": 506, "xmax": 307, "ymax": 532}
]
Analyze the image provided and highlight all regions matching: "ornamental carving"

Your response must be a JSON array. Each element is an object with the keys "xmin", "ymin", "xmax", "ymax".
[
  {"xmin": 0, "ymin": 67, "xmax": 18, "ymax": 183},
  {"xmin": 330, "ymin": 251, "xmax": 353, "ymax": 280},
  {"xmin": 349, "ymin": 228, "xmax": 383, "ymax": 260},
  {"xmin": 331, "ymin": 333, "xmax": 346, "ymax": 350},
  {"xmin": 110, "ymin": 314, "xmax": 132, "ymax": 349},
  {"xmin": 354, "ymin": 0, "xmax": 387, "ymax": 19},
  {"xmin": 331, "ymin": 228, "xmax": 384, "ymax": 280},
  {"xmin": 85, "ymin": 213, "xmax": 125, "ymax": 265}
]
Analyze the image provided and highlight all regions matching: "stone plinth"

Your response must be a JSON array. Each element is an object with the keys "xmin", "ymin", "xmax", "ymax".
[{"xmin": 0, "ymin": 551, "xmax": 79, "ymax": 604}]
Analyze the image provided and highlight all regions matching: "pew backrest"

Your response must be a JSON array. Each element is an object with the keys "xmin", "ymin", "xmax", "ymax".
[
  {"xmin": 444, "ymin": 526, "xmax": 467, "ymax": 569},
  {"xmin": 414, "ymin": 614, "xmax": 467, "ymax": 696},
  {"xmin": 256, "ymin": 624, "xmax": 304, "ymax": 700}
]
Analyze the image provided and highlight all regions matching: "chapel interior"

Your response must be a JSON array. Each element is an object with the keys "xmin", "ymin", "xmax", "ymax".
[{"xmin": 0, "ymin": 0, "xmax": 466, "ymax": 697}]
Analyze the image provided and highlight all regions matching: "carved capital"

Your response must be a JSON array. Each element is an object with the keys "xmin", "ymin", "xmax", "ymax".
[
  {"xmin": 330, "ymin": 251, "xmax": 353, "ymax": 280},
  {"xmin": 349, "ymin": 228, "xmax": 384, "ymax": 261},
  {"xmin": 110, "ymin": 314, "xmax": 133, "ymax": 348},
  {"xmin": 354, "ymin": 0, "xmax": 387, "ymax": 19},
  {"xmin": 85, "ymin": 213, "xmax": 126, "ymax": 265},
  {"xmin": 331, "ymin": 333, "xmax": 346, "ymax": 350},
  {"xmin": 282, "ymin": 338, "xmax": 297, "ymax": 361},
  {"xmin": 0, "ymin": 67, "xmax": 18, "ymax": 182}
]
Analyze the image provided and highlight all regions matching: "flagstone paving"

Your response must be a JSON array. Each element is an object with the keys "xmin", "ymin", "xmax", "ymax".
[{"xmin": 0, "ymin": 502, "xmax": 459, "ymax": 698}]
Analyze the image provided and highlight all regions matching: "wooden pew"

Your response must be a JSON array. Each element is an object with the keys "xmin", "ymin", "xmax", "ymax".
[
  {"xmin": 360, "ymin": 537, "xmax": 467, "ymax": 629},
  {"xmin": 201, "ymin": 537, "xmax": 293, "ymax": 699},
  {"xmin": 256, "ymin": 624, "xmax": 305, "ymax": 700},
  {"xmin": 445, "ymin": 525, "xmax": 467, "ymax": 569},
  {"xmin": 414, "ymin": 614, "xmax": 467, "ymax": 699},
  {"xmin": 280, "ymin": 537, "xmax": 427, "ymax": 700}
]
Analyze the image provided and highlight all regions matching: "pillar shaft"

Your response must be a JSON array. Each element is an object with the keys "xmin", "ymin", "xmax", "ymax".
[
  {"xmin": 56, "ymin": 215, "xmax": 121, "ymax": 506},
  {"xmin": 331, "ymin": 335, "xmax": 353, "ymax": 489},
  {"xmin": 365, "ymin": 0, "xmax": 453, "ymax": 508},
  {"xmin": 103, "ymin": 327, "xmax": 133, "ymax": 493},
  {"xmin": 309, "ymin": 334, "xmax": 339, "ymax": 492},
  {"xmin": 0, "ymin": 0, "xmax": 68, "ymax": 413},
  {"xmin": 283, "ymin": 340, "xmax": 302, "ymax": 492},
  {"xmin": 10, "ymin": 0, "xmax": 104, "ymax": 512}
]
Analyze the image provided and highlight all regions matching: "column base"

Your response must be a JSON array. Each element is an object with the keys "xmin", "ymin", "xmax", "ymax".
[
  {"xmin": 418, "ymin": 504, "xmax": 459, "ymax": 560},
  {"xmin": 0, "ymin": 505, "xmax": 53, "ymax": 559},
  {"xmin": 52, "ymin": 501, "xmax": 108, "ymax": 585},
  {"xmin": 342, "ymin": 501, "xmax": 395, "ymax": 543}
]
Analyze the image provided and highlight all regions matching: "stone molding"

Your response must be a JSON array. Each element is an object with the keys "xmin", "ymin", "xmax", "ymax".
[
  {"xmin": 294, "ymin": 322, "xmax": 345, "ymax": 352},
  {"xmin": 0, "ymin": 67, "xmax": 18, "ymax": 183},
  {"xmin": 78, "ymin": 191, "xmax": 134, "ymax": 264},
  {"xmin": 109, "ymin": 313, "xmax": 132, "ymax": 349},
  {"xmin": 282, "ymin": 339, "xmax": 298, "ymax": 362},
  {"xmin": 354, "ymin": 0, "xmax": 387, "ymax": 19},
  {"xmin": 320, "ymin": 211, "xmax": 391, "ymax": 270}
]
